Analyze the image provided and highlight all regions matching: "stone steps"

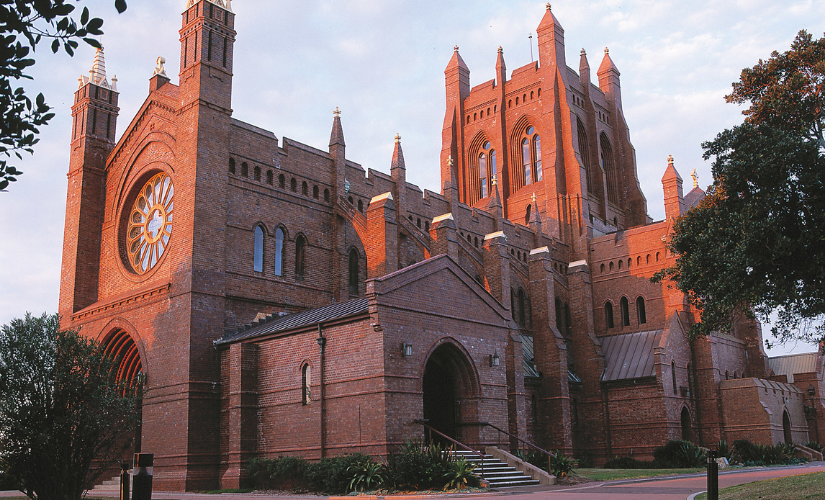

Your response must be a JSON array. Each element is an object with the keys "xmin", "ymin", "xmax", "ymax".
[{"xmin": 446, "ymin": 450, "xmax": 541, "ymax": 487}]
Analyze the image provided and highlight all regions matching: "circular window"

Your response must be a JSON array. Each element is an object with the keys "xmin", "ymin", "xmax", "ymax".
[
  {"xmin": 483, "ymin": 141, "xmax": 491, "ymax": 150},
  {"xmin": 126, "ymin": 172, "xmax": 174, "ymax": 274},
  {"xmin": 526, "ymin": 126, "xmax": 535, "ymax": 135}
]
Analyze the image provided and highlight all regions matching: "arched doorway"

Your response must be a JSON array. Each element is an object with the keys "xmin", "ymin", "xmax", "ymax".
[
  {"xmin": 680, "ymin": 407, "xmax": 692, "ymax": 442},
  {"xmin": 104, "ymin": 329, "xmax": 145, "ymax": 452},
  {"xmin": 783, "ymin": 410, "xmax": 793, "ymax": 444},
  {"xmin": 422, "ymin": 342, "xmax": 479, "ymax": 446}
]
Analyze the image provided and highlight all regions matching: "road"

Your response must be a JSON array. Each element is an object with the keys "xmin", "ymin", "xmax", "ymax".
[{"xmin": 1, "ymin": 462, "xmax": 824, "ymax": 500}]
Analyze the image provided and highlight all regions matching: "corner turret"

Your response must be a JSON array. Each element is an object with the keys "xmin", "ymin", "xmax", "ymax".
[
  {"xmin": 390, "ymin": 134, "xmax": 406, "ymax": 218},
  {"xmin": 537, "ymin": 3, "xmax": 565, "ymax": 71},
  {"xmin": 662, "ymin": 155, "xmax": 685, "ymax": 221},
  {"xmin": 597, "ymin": 47, "xmax": 621, "ymax": 107}
]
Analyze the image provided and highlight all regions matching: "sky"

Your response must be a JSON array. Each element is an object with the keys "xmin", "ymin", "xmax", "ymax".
[{"xmin": 1, "ymin": 0, "xmax": 824, "ymax": 355}]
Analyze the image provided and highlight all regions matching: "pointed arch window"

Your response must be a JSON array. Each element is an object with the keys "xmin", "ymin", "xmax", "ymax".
[
  {"xmin": 253, "ymin": 225, "xmax": 264, "ymax": 272},
  {"xmin": 636, "ymin": 296, "xmax": 647, "ymax": 324},
  {"xmin": 620, "ymin": 296, "xmax": 630, "ymax": 326},
  {"xmin": 348, "ymin": 248, "xmax": 359, "ymax": 295},
  {"xmin": 605, "ymin": 301, "xmax": 614, "ymax": 329},
  {"xmin": 295, "ymin": 235, "xmax": 306, "ymax": 279},
  {"xmin": 274, "ymin": 228, "xmax": 284, "ymax": 276},
  {"xmin": 302, "ymin": 364, "xmax": 311, "ymax": 405},
  {"xmin": 555, "ymin": 297, "xmax": 563, "ymax": 331},
  {"xmin": 672, "ymin": 361, "xmax": 677, "ymax": 394},
  {"xmin": 522, "ymin": 138, "xmax": 531, "ymax": 185},
  {"xmin": 534, "ymin": 135, "xmax": 542, "ymax": 182},
  {"xmin": 479, "ymin": 152, "xmax": 488, "ymax": 198},
  {"xmin": 518, "ymin": 126, "xmax": 542, "ymax": 189},
  {"xmin": 517, "ymin": 288, "xmax": 526, "ymax": 325},
  {"xmin": 600, "ymin": 133, "xmax": 619, "ymax": 205}
]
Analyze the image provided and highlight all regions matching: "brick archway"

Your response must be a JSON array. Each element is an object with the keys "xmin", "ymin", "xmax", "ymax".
[
  {"xmin": 422, "ymin": 341, "xmax": 480, "ymax": 447},
  {"xmin": 103, "ymin": 328, "xmax": 145, "ymax": 453}
]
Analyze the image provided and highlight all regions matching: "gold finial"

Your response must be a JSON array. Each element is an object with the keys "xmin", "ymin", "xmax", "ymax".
[
  {"xmin": 333, "ymin": 107, "xmax": 341, "ymax": 117},
  {"xmin": 581, "ymin": 48, "xmax": 586, "ymax": 56},
  {"xmin": 454, "ymin": 45, "xmax": 459, "ymax": 52},
  {"xmin": 546, "ymin": 3, "xmax": 551, "ymax": 10},
  {"xmin": 498, "ymin": 46, "xmax": 503, "ymax": 53},
  {"xmin": 604, "ymin": 47, "xmax": 609, "ymax": 55},
  {"xmin": 691, "ymin": 169, "xmax": 698, "ymax": 189},
  {"xmin": 532, "ymin": 192, "xmax": 537, "ymax": 203},
  {"xmin": 394, "ymin": 133, "xmax": 401, "ymax": 143},
  {"xmin": 667, "ymin": 154, "xmax": 674, "ymax": 167},
  {"xmin": 447, "ymin": 155, "xmax": 454, "ymax": 168},
  {"xmin": 492, "ymin": 175, "xmax": 498, "ymax": 186}
]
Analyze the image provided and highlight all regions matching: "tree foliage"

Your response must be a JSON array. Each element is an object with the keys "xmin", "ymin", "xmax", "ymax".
[
  {"xmin": 0, "ymin": 0, "xmax": 127, "ymax": 192},
  {"xmin": 654, "ymin": 31, "xmax": 825, "ymax": 346},
  {"xmin": 0, "ymin": 313, "xmax": 139, "ymax": 500}
]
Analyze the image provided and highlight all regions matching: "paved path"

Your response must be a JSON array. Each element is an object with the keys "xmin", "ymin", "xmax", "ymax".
[{"xmin": 1, "ymin": 462, "xmax": 824, "ymax": 500}]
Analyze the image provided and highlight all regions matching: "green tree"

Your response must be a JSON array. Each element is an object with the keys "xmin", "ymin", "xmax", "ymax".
[
  {"xmin": 654, "ymin": 31, "xmax": 825, "ymax": 346},
  {"xmin": 0, "ymin": 313, "xmax": 139, "ymax": 500},
  {"xmin": 0, "ymin": 0, "xmax": 127, "ymax": 192}
]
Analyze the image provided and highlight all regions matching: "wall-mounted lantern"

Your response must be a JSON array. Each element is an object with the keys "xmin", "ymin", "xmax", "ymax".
[
  {"xmin": 402, "ymin": 342, "xmax": 413, "ymax": 357},
  {"xmin": 490, "ymin": 350, "xmax": 501, "ymax": 367}
]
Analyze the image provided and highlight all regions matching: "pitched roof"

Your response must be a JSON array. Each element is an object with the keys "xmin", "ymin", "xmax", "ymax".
[
  {"xmin": 521, "ymin": 334, "xmax": 581, "ymax": 383},
  {"xmin": 601, "ymin": 330, "xmax": 662, "ymax": 381},
  {"xmin": 216, "ymin": 298, "xmax": 369, "ymax": 345},
  {"xmin": 768, "ymin": 352, "xmax": 821, "ymax": 383},
  {"xmin": 683, "ymin": 186, "xmax": 705, "ymax": 211}
]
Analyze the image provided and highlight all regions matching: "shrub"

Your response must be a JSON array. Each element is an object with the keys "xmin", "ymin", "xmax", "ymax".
[
  {"xmin": 716, "ymin": 440, "xmax": 730, "ymax": 460},
  {"xmin": 576, "ymin": 451, "xmax": 594, "ymax": 469},
  {"xmin": 385, "ymin": 441, "xmax": 451, "ymax": 491},
  {"xmin": 515, "ymin": 449, "xmax": 550, "ymax": 471},
  {"xmin": 653, "ymin": 440, "xmax": 707, "ymax": 468},
  {"xmin": 347, "ymin": 457, "xmax": 385, "ymax": 493},
  {"xmin": 805, "ymin": 441, "xmax": 823, "ymax": 454},
  {"xmin": 730, "ymin": 440, "xmax": 804, "ymax": 466},
  {"xmin": 550, "ymin": 451, "xmax": 576, "ymax": 478},
  {"xmin": 246, "ymin": 456, "xmax": 310, "ymax": 490},
  {"xmin": 443, "ymin": 458, "xmax": 478, "ymax": 490},
  {"xmin": 306, "ymin": 453, "xmax": 374, "ymax": 494}
]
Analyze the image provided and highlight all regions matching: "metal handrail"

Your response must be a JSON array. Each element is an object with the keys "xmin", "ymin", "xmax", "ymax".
[
  {"xmin": 469, "ymin": 421, "xmax": 555, "ymax": 471},
  {"xmin": 414, "ymin": 419, "xmax": 485, "ymax": 476}
]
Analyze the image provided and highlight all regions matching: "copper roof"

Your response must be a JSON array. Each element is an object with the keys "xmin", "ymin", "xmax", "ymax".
[
  {"xmin": 601, "ymin": 330, "xmax": 662, "ymax": 381},
  {"xmin": 768, "ymin": 352, "xmax": 821, "ymax": 383}
]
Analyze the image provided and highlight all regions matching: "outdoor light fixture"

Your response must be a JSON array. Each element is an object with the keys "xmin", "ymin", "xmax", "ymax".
[
  {"xmin": 491, "ymin": 350, "xmax": 501, "ymax": 367},
  {"xmin": 809, "ymin": 386, "xmax": 816, "ymax": 398},
  {"xmin": 402, "ymin": 343, "xmax": 413, "ymax": 357}
]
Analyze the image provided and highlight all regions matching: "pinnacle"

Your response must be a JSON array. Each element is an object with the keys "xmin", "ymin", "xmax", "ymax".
[
  {"xmin": 329, "ymin": 107, "xmax": 345, "ymax": 147},
  {"xmin": 391, "ymin": 134, "xmax": 405, "ymax": 171},
  {"xmin": 662, "ymin": 155, "xmax": 682, "ymax": 183}
]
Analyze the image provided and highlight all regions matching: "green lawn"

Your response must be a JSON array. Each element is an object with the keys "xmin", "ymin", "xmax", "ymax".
[
  {"xmin": 693, "ymin": 471, "xmax": 825, "ymax": 500},
  {"xmin": 576, "ymin": 467, "xmax": 705, "ymax": 481}
]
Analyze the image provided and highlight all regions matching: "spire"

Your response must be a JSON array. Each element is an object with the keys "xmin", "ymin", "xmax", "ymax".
[
  {"xmin": 537, "ymin": 2, "xmax": 562, "ymax": 31},
  {"xmin": 662, "ymin": 155, "xmax": 685, "ymax": 220},
  {"xmin": 80, "ymin": 46, "xmax": 112, "ymax": 89},
  {"xmin": 329, "ymin": 107, "xmax": 345, "ymax": 147},
  {"xmin": 443, "ymin": 155, "xmax": 460, "ymax": 209},
  {"xmin": 187, "ymin": 0, "xmax": 233, "ymax": 12},
  {"xmin": 391, "ymin": 133, "xmax": 405, "ymax": 171},
  {"xmin": 529, "ymin": 192, "xmax": 541, "ymax": 224},
  {"xmin": 446, "ymin": 45, "xmax": 469, "ymax": 72},
  {"xmin": 536, "ymin": 2, "xmax": 565, "ymax": 71},
  {"xmin": 598, "ymin": 47, "xmax": 619, "ymax": 75},
  {"xmin": 661, "ymin": 154, "xmax": 682, "ymax": 183}
]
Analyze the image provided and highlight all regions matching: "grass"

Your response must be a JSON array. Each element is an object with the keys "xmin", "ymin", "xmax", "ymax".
[
  {"xmin": 576, "ymin": 467, "xmax": 705, "ymax": 481},
  {"xmin": 200, "ymin": 488, "xmax": 255, "ymax": 493},
  {"xmin": 694, "ymin": 471, "xmax": 825, "ymax": 500}
]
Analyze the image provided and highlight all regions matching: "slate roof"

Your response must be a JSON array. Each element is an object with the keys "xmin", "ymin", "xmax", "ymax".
[
  {"xmin": 216, "ymin": 298, "xmax": 369, "ymax": 345},
  {"xmin": 521, "ymin": 334, "xmax": 581, "ymax": 383},
  {"xmin": 683, "ymin": 186, "xmax": 705, "ymax": 211},
  {"xmin": 601, "ymin": 330, "xmax": 662, "ymax": 381},
  {"xmin": 768, "ymin": 352, "xmax": 821, "ymax": 383}
]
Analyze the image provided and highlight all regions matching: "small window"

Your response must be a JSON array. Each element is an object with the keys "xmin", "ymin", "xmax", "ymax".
[
  {"xmin": 295, "ymin": 235, "xmax": 306, "ymax": 279},
  {"xmin": 254, "ymin": 166, "xmax": 261, "ymax": 181},
  {"xmin": 672, "ymin": 361, "xmax": 677, "ymax": 394},
  {"xmin": 637, "ymin": 256, "xmax": 641, "ymax": 266},
  {"xmin": 517, "ymin": 288, "xmax": 526, "ymax": 325},
  {"xmin": 291, "ymin": 178, "xmax": 297, "ymax": 192},
  {"xmin": 253, "ymin": 225, "xmax": 264, "ymax": 272},
  {"xmin": 279, "ymin": 174, "xmax": 285, "ymax": 188},
  {"xmin": 609, "ymin": 261, "xmax": 614, "ymax": 271},
  {"xmin": 266, "ymin": 170, "xmax": 273, "ymax": 185},
  {"xmin": 605, "ymin": 302, "xmax": 614, "ymax": 329},
  {"xmin": 274, "ymin": 227, "xmax": 284, "ymax": 276},
  {"xmin": 646, "ymin": 254, "xmax": 650, "ymax": 264},
  {"xmin": 313, "ymin": 185, "xmax": 319, "ymax": 199},
  {"xmin": 618, "ymin": 260, "xmax": 623, "ymax": 270},
  {"xmin": 324, "ymin": 188, "xmax": 330, "ymax": 202},
  {"xmin": 302, "ymin": 181, "xmax": 308, "ymax": 196},
  {"xmin": 555, "ymin": 298, "xmax": 563, "ymax": 331},
  {"xmin": 530, "ymin": 90, "xmax": 534, "ymax": 99},
  {"xmin": 534, "ymin": 135, "xmax": 542, "ymax": 182},
  {"xmin": 349, "ymin": 196, "xmax": 354, "ymax": 205},
  {"xmin": 522, "ymin": 138, "xmax": 531, "ymax": 185},
  {"xmin": 725, "ymin": 370, "xmax": 729, "ymax": 380},
  {"xmin": 466, "ymin": 115, "xmax": 470, "ymax": 124},
  {"xmin": 417, "ymin": 218, "xmax": 421, "ymax": 228},
  {"xmin": 600, "ymin": 263, "xmax": 605, "ymax": 273},
  {"xmin": 636, "ymin": 296, "xmax": 647, "ymax": 324},
  {"xmin": 508, "ymin": 99, "xmax": 512, "ymax": 108},
  {"xmin": 348, "ymin": 248, "xmax": 359, "ymax": 295},
  {"xmin": 358, "ymin": 199, "xmax": 363, "ymax": 212},
  {"xmin": 241, "ymin": 162, "xmax": 248, "ymax": 177},
  {"xmin": 620, "ymin": 297, "xmax": 630, "ymax": 326},
  {"xmin": 474, "ymin": 236, "xmax": 478, "ymax": 248},
  {"xmin": 425, "ymin": 221, "xmax": 430, "ymax": 231},
  {"xmin": 656, "ymin": 252, "xmax": 660, "ymax": 262},
  {"xmin": 229, "ymin": 158, "xmax": 236, "ymax": 174},
  {"xmin": 302, "ymin": 364, "xmax": 311, "ymax": 405}
]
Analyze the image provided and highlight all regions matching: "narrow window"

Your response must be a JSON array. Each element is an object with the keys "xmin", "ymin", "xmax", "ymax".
[
  {"xmin": 91, "ymin": 108, "xmax": 97, "ymax": 135},
  {"xmin": 193, "ymin": 31, "xmax": 198, "ymax": 63},
  {"xmin": 295, "ymin": 235, "xmax": 306, "ymax": 279},
  {"xmin": 620, "ymin": 297, "xmax": 630, "ymax": 326},
  {"xmin": 184, "ymin": 37, "xmax": 188, "ymax": 68},
  {"xmin": 302, "ymin": 364, "xmax": 311, "ymax": 405},
  {"xmin": 601, "ymin": 133, "xmax": 618, "ymax": 204},
  {"xmin": 290, "ymin": 178, "xmax": 297, "ymax": 192},
  {"xmin": 207, "ymin": 30, "xmax": 212, "ymax": 61},
  {"xmin": 534, "ymin": 135, "xmax": 542, "ymax": 181},
  {"xmin": 672, "ymin": 361, "xmax": 677, "ymax": 395},
  {"xmin": 636, "ymin": 296, "xmax": 647, "ymax": 324},
  {"xmin": 274, "ymin": 228, "xmax": 284, "ymax": 276},
  {"xmin": 229, "ymin": 158, "xmax": 235, "ymax": 174},
  {"xmin": 254, "ymin": 166, "xmax": 261, "ymax": 181},
  {"xmin": 358, "ymin": 199, "xmax": 363, "ymax": 212},
  {"xmin": 348, "ymin": 248, "xmax": 359, "ymax": 295},
  {"xmin": 605, "ymin": 302, "xmax": 614, "ymax": 328},
  {"xmin": 564, "ymin": 303, "xmax": 572, "ymax": 335},
  {"xmin": 253, "ymin": 226, "xmax": 264, "ymax": 272},
  {"xmin": 313, "ymin": 185, "xmax": 319, "ymax": 199},
  {"xmin": 241, "ymin": 162, "xmax": 248, "ymax": 177},
  {"xmin": 266, "ymin": 170, "xmax": 273, "ymax": 185},
  {"xmin": 517, "ymin": 288, "xmax": 526, "ymax": 325},
  {"xmin": 490, "ymin": 150, "xmax": 497, "ymax": 181},
  {"xmin": 479, "ymin": 152, "xmax": 488, "ymax": 198},
  {"xmin": 522, "ymin": 138, "xmax": 531, "ymax": 185},
  {"xmin": 106, "ymin": 113, "xmax": 112, "ymax": 139},
  {"xmin": 302, "ymin": 181, "xmax": 308, "ymax": 196},
  {"xmin": 279, "ymin": 174, "xmax": 285, "ymax": 188},
  {"xmin": 555, "ymin": 298, "xmax": 563, "ymax": 331},
  {"xmin": 222, "ymin": 36, "xmax": 228, "ymax": 67},
  {"xmin": 324, "ymin": 188, "xmax": 330, "ymax": 202}
]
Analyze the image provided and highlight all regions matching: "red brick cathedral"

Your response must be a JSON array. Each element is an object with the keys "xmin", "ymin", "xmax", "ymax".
[{"xmin": 60, "ymin": 0, "xmax": 825, "ymax": 491}]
